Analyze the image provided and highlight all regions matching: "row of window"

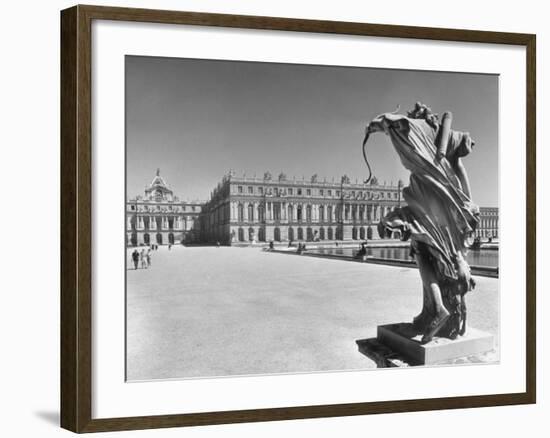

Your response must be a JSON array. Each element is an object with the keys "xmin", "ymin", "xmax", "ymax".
[
  {"xmin": 232, "ymin": 225, "xmax": 376, "ymax": 242},
  {"xmin": 128, "ymin": 204, "xmax": 199, "ymax": 212},
  {"xmin": 235, "ymin": 185, "xmax": 398, "ymax": 199},
  {"xmin": 234, "ymin": 204, "xmax": 384, "ymax": 223}
]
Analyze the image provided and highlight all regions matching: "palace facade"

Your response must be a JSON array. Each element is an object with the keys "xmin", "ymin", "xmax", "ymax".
[
  {"xmin": 200, "ymin": 172, "xmax": 405, "ymax": 244},
  {"xmin": 476, "ymin": 207, "xmax": 499, "ymax": 239},
  {"xmin": 127, "ymin": 169, "xmax": 499, "ymax": 246},
  {"xmin": 126, "ymin": 169, "xmax": 204, "ymax": 246}
]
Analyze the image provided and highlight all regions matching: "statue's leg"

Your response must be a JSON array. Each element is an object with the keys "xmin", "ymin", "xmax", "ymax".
[
  {"xmin": 416, "ymin": 253, "xmax": 450, "ymax": 344},
  {"xmin": 413, "ymin": 286, "xmax": 433, "ymax": 333},
  {"xmin": 459, "ymin": 294, "xmax": 467, "ymax": 336}
]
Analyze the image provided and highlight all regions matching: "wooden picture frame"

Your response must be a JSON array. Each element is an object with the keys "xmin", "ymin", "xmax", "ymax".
[{"xmin": 61, "ymin": 4, "xmax": 536, "ymax": 433}]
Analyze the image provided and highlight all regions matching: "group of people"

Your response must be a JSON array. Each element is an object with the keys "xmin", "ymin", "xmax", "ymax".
[{"xmin": 131, "ymin": 247, "xmax": 153, "ymax": 270}]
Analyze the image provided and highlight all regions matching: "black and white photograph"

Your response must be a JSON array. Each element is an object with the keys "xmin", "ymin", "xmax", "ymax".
[
  {"xmin": 125, "ymin": 55, "xmax": 499, "ymax": 381},
  {"xmin": 1, "ymin": 0, "xmax": 544, "ymax": 435}
]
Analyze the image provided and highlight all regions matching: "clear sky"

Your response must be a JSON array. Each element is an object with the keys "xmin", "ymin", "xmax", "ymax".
[{"xmin": 126, "ymin": 56, "xmax": 498, "ymax": 207}]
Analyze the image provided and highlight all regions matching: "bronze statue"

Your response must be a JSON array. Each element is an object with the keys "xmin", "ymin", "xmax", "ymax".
[{"xmin": 363, "ymin": 103, "xmax": 480, "ymax": 344}]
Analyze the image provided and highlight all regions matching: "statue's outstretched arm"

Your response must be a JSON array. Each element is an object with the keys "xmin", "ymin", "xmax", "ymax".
[
  {"xmin": 435, "ymin": 112, "xmax": 452, "ymax": 160},
  {"xmin": 366, "ymin": 118, "xmax": 389, "ymax": 135}
]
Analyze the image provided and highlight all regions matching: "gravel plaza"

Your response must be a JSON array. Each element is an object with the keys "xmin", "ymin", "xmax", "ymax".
[{"xmin": 126, "ymin": 246, "xmax": 499, "ymax": 381}]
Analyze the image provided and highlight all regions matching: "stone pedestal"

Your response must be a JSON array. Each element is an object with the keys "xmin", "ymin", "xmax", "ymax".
[{"xmin": 376, "ymin": 323, "xmax": 495, "ymax": 365}]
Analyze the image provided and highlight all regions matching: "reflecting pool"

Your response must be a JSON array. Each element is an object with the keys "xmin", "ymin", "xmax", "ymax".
[{"xmin": 307, "ymin": 246, "xmax": 499, "ymax": 268}]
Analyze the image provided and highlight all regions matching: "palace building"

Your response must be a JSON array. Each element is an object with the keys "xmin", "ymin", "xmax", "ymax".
[
  {"xmin": 200, "ymin": 171, "xmax": 405, "ymax": 244},
  {"xmin": 476, "ymin": 207, "xmax": 499, "ymax": 239},
  {"xmin": 126, "ymin": 169, "xmax": 204, "ymax": 246},
  {"xmin": 127, "ymin": 169, "xmax": 499, "ymax": 246}
]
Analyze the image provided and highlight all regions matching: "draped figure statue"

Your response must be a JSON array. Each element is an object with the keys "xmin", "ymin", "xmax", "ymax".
[{"xmin": 363, "ymin": 103, "xmax": 480, "ymax": 344}]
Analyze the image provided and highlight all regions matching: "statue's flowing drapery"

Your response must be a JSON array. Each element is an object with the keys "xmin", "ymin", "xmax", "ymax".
[{"xmin": 372, "ymin": 113, "xmax": 479, "ymax": 284}]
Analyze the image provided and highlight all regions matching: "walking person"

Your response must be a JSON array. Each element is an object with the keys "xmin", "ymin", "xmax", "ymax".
[
  {"xmin": 131, "ymin": 249, "xmax": 139, "ymax": 270},
  {"xmin": 146, "ymin": 249, "xmax": 152, "ymax": 267},
  {"xmin": 140, "ymin": 249, "xmax": 147, "ymax": 269}
]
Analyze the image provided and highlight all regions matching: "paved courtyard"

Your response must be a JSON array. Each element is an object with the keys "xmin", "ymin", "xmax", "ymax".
[{"xmin": 126, "ymin": 246, "xmax": 499, "ymax": 381}]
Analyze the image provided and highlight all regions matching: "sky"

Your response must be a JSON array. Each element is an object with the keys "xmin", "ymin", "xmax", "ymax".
[{"xmin": 126, "ymin": 56, "xmax": 498, "ymax": 207}]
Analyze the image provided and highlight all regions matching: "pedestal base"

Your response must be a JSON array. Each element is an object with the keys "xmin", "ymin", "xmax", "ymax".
[{"xmin": 376, "ymin": 323, "xmax": 495, "ymax": 365}]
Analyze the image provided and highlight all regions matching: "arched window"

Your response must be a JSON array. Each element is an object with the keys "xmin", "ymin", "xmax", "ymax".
[
  {"xmin": 248, "ymin": 204, "xmax": 254, "ymax": 222},
  {"xmin": 306, "ymin": 205, "xmax": 312, "ymax": 222},
  {"xmin": 297, "ymin": 227, "xmax": 304, "ymax": 240},
  {"xmin": 288, "ymin": 227, "xmax": 294, "ymax": 241},
  {"xmin": 238, "ymin": 204, "xmax": 244, "ymax": 222},
  {"xmin": 360, "ymin": 227, "xmax": 365, "ymax": 240},
  {"xmin": 273, "ymin": 203, "xmax": 281, "ymax": 221},
  {"xmin": 288, "ymin": 205, "xmax": 294, "ymax": 222},
  {"xmin": 327, "ymin": 206, "xmax": 333, "ymax": 223},
  {"xmin": 258, "ymin": 205, "xmax": 265, "ymax": 222},
  {"xmin": 319, "ymin": 206, "xmax": 325, "ymax": 222},
  {"xmin": 319, "ymin": 227, "xmax": 325, "ymax": 240},
  {"xmin": 238, "ymin": 227, "xmax": 245, "ymax": 242},
  {"xmin": 274, "ymin": 227, "xmax": 281, "ymax": 242},
  {"xmin": 297, "ymin": 206, "xmax": 303, "ymax": 222},
  {"xmin": 352, "ymin": 227, "xmax": 358, "ymax": 240},
  {"xmin": 306, "ymin": 227, "xmax": 313, "ymax": 241},
  {"xmin": 327, "ymin": 227, "xmax": 333, "ymax": 240}
]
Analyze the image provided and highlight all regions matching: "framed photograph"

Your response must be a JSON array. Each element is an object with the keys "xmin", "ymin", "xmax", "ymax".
[{"xmin": 60, "ymin": 5, "xmax": 536, "ymax": 433}]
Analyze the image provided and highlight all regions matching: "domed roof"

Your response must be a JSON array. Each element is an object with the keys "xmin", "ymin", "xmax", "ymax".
[
  {"xmin": 145, "ymin": 169, "xmax": 173, "ymax": 201},
  {"xmin": 149, "ymin": 168, "xmax": 170, "ymax": 189}
]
